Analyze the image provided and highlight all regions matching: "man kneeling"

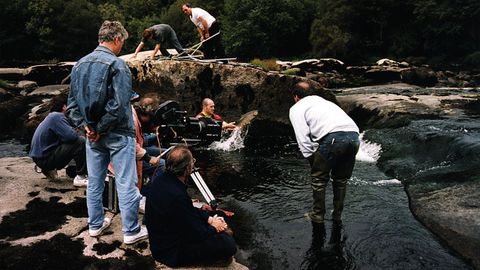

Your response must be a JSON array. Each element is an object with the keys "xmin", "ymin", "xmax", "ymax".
[{"xmin": 144, "ymin": 145, "xmax": 236, "ymax": 267}]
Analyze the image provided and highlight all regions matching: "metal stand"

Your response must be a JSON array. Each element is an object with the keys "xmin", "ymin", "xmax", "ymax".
[{"xmin": 190, "ymin": 168, "xmax": 218, "ymax": 209}]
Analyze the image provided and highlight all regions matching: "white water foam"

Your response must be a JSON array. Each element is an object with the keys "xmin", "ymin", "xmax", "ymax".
[
  {"xmin": 356, "ymin": 132, "xmax": 382, "ymax": 163},
  {"xmin": 208, "ymin": 128, "xmax": 247, "ymax": 151}
]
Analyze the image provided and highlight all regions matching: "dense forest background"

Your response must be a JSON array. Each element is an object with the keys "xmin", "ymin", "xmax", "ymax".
[{"xmin": 1, "ymin": 0, "xmax": 479, "ymax": 67}]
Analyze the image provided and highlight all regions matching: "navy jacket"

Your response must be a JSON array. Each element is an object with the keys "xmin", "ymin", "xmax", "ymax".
[
  {"xmin": 29, "ymin": 112, "xmax": 79, "ymax": 159},
  {"xmin": 144, "ymin": 171, "xmax": 217, "ymax": 266}
]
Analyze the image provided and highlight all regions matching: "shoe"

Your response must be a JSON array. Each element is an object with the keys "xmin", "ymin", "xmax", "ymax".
[
  {"xmin": 43, "ymin": 169, "xmax": 58, "ymax": 181},
  {"xmin": 139, "ymin": 196, "xmax": 146, "ymax": 214},
  {"xmin": 124, "ymin": 226, "xmax": 148, "ymax": 245},
  {"xmin": 73, "ymin": 175, "xmax": 88, "ymax": 187},
  {"xmin": 89, "ymin": 217, "xmax": 112, "ymax": 237}
]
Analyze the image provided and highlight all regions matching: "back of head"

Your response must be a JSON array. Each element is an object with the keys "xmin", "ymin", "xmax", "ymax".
[
  {"xmin": 98, "ymin": 20, "xmax": 128, "ymax": 43},
  {"xmin": 165, "ymin": 145, "xmax": 193, "ymax": 177},
  {"xmin": 50, "ymin": 93, "xmax": 68, "ymax": 112},
  {"xmin": 143, "ymin": 28, "xmax": 153, "ymax": 40},
  {"xmin": 291, "ymin": 81, "xmax": 312, "ymax": 99}
]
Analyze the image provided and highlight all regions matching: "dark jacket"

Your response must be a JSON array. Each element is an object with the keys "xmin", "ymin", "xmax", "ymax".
[
  {"xmin": 29, "ymin": 112, "xmax": 79, "ymax": 159},
  {"xmin": 144, "ymin": 171, "xmax": 216, "ymax": 266},
  {"xmin": 67, "ymin": 45, "xmax": 134, "ymax": 137}
]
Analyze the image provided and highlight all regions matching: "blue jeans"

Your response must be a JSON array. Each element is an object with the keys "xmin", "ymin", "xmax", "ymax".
[{"xmin": 86, "ymin": 133, "xmax": 141, "ymax": 236}]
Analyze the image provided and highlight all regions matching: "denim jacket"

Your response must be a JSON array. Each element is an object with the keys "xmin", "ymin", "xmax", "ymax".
[{"xmin": 67, "ymin": 46, "xmax": 135, "ymax": 137}]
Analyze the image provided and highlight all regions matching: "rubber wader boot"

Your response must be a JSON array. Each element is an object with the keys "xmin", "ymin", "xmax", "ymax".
[
  {"xmin": 332, "ymin": 179, "xmax": 347, "ymax": 222},
  {"xmin": 310, "ymin": 190, "xmax": 326, "ymax": 223}
]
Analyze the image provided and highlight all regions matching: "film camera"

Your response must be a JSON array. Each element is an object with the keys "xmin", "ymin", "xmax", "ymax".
[{"xmin": 152, "ymin": 100, "xmax": 222, "ymax": 146}]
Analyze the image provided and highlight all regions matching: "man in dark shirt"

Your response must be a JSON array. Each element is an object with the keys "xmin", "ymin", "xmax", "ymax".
[
  {"xmin": 29, "ymin": 93, "xmax": 87, "ymax": 187},
  {"xmin": 144, "ymin": 145, "xmax": 237, "ymax": 267},
  {"xmin": 196, "ymin": 98, "xmax": 236, "ymax": 130},
  {"xmin": 131, "ymin": 24, "xmax": 184, "ymax": 59}
]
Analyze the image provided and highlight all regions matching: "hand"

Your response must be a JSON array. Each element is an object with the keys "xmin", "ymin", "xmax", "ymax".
[
  {"xmin": 205, "ymin": 32, "xmax": 210, "ymax": 39},
  {"xmin": 209, "ymin": 215, "xmax": 228, "ymax": 232},
  {"xmin": 85, "ymin": 126, "xmax": 100, "ymax": 142},
  {"xmin": 149, "ymin": 156, "xmax": 160, "ymax": 166},
  {"xmin": 222, "ymin": 121, "xmax": 237, "ymax": 131}
]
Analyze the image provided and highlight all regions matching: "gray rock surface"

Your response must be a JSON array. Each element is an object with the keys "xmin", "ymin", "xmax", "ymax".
[{"xmin": 0, "ymin": 157, "xmax": 248, "ymax": 270}]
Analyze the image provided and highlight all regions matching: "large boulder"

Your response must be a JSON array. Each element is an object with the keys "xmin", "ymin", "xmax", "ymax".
[{"xmin": 128, "ymin": 59, "xmax": 336, "ymax": 124}]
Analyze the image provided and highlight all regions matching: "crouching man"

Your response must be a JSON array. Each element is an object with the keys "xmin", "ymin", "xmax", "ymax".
[
  {"xmin": 144, "ymin": 145, "xmax": 236, "ymax": 267},
  {"xmin": 29, "ymin": 93, "xmax": 88, "ymax": 187}
]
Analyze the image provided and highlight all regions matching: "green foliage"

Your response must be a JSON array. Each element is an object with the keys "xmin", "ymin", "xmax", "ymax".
[
  {"xmin": 250, "ymin": 58, "xmax": 279, "ymax": 71},
  {"xmin": 222, "ymin": 0, "xmax": 318, "ymax": 60},
  {"xmin": 1, "ymin": 0, "xmax": 479, "ymax": 65},
  {"xmin": 464, "ymin": 51, "xmax": 480, "ymax": 68}
]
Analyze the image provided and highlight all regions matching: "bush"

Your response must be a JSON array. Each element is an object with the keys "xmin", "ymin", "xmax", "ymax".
[
  {"xmin": 250, "ymin": 58, "xmax": 279, "ymax": 71},
  {"xmin": 464, "ymin": 51, "xmax": 480, "ymax": 68}
]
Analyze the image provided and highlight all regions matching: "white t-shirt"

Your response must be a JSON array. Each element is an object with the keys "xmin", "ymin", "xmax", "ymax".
[
  {"xmin": 190, "ymin": 7, "xmax": 216, "ymax": 30},
  {"xmin": 289, "ymin": 95, "xmax": 359, "ymax": 158}
]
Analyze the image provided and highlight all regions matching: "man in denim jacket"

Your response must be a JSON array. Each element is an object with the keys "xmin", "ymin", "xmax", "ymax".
[
  {"xmin": 289, "ymin": 82, "xmax": 360, "ymax": 224},
  {"xmin": 67, "ymin": 20, "xmax": 148, "ymax": 244}
]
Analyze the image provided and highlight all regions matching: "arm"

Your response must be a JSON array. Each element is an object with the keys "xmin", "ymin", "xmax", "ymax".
[
  {"xmin": 198, "ymin": 16, "xmax": 210, "ymax": 39},
  {"xmin": 96, "ymin": 64, "xmax": 132, "ymax": 135},
  {"xmin": 289, "ymin": 108, "xmax": 316, "ymax": 158},
  {"xmin": 196, "ymin": 26, "xmax": 204, "ymax": 41},
  {"xmin": 54, "ymin": 114, "xmax": 79, "ymax": 142},
  {"xmin": 222, "ymin": 121, "xmax": 237, "ymax": 130},
  {"xmin": 131, "ymin": 41, "xmax": 145, "ymax": 58},
  {"xmin": 151, "ymin": 43, "xmax": 161, "ymax": 58}
]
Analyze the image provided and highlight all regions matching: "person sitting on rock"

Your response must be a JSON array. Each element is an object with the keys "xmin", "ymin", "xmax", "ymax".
[
  {"xmin": 29, "ymin": 93, "xmax": 88, "ymax": 187},
  {"xmin": 196, "ymin": 98, "xmax": 236, "ymax": 130},
  {"xmin": 131, "ymin": 24, "xmax": 184, "ymax": 59},
  {"xmin": 144, "ymin": 145, "xmax": 237, "ymax": 267}
]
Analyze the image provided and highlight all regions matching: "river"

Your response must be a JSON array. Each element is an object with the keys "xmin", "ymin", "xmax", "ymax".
[{"xmin": 0, "ymin": 122, "xmax": 474, "ymax": 270}]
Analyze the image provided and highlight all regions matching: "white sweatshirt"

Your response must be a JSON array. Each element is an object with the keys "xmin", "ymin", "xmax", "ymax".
[
  {"xmin": 289, "ymin": 95, "xmax": 359, "ymax": 158},
  {"xmin": 190, "ymin": 8, "xmax": 216, "ymax": 30}
]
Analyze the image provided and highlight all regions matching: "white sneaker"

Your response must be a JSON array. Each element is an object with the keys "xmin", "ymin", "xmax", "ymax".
[
  {"xmin": 73, "ymin": 175, "xmax": 88, "ymax": 187},
  {"xmin": 89, "ymin": 217, "xmax": 112, "ymax": 237},
  {"xmin": 139, "ymin": 196, "xmax": 146, "ymax": 214},
  {"xmin": 124, "ymin": 226, "xmax": 148, "ymax": 245}
]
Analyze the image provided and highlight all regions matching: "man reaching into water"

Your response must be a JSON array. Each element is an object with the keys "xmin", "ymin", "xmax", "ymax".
[{"xmin": 289, "ymin": 82, "xmax": 360, "ymax": 224}]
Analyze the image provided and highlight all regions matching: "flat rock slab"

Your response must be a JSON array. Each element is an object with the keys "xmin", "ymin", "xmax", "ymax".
[{"xmin": 0, "ymin": 157, "xmax": 248, "ymax": 270}]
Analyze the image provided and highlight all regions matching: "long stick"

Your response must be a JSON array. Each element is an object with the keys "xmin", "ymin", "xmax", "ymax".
[
  {"xmin": 175, "ymin": 32, "xmax": 221, "ymax": 58},
  {"xmin": 190, "ymin": 169, "xmax": 217, "ymax": 209}
]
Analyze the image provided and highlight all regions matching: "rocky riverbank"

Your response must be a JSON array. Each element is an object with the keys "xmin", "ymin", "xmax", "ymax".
[{"xmin": 0, "ymin": 55, "xmax": 479, "ymax": 269}]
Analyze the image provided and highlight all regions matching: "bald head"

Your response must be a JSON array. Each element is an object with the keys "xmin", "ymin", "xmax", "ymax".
[
  {"xmin": 165, "ymin": 145, "xmax": 194, "ymax": 178},
  {"xmin": 201, "ymin": 98, "xmax": 215, "ymax": 116},
  {"xmin": 291, "ymin": 81, "xmax": 312, "ymax": 99}
]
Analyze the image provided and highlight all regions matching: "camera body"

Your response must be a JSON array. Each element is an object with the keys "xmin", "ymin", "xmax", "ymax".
[{"xmin": 152, "ymin": 100, "xmax": 222, "ymax": 146}]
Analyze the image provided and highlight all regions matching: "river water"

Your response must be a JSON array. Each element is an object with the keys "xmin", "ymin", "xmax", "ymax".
[
  {"xmin": 191, "ymin": 128, "xmax": 472, "ymax": 269},
  {"xmin": 0, "ymin": 125, "xmax": 473, "ymax": 269}
]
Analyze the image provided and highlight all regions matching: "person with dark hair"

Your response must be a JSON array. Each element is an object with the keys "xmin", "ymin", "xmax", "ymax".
[
  {"xmin": 131, "ymin": 24, "xmax": 184, "ymax": 59},
  {"xmin": 196, "ymin": 98, "xmax": 236, "ymax": 130},
  {"xmin": 67, "ymin": 20, "xmax": 148, "ymax": 244},
  {"xmin": 289, "ymin": 82, "xmax": 360, "ymax": 224},
  {"xmin": 181, "ymin": 3, "xmax": 224, "ymax": 59},
  {"xmin": 144, "ymin": 145, "xmax": 237, "ymax": 267},
  {"xmin": 29, "ymin": 93, "xmax": 88, "ymax": 186}
]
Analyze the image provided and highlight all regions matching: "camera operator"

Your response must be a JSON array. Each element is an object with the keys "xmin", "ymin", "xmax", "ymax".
[
  {"xmin": 144, "ymin": 145, "xmax": 236, "ymax": 267},
  {"xmin": 197, "ymin": 98, "xmax": 236, "ymax": 131}
]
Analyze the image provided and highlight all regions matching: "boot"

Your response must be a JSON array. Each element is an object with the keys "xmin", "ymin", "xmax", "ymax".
[
  {"xmin": 309, "ymin": 189, "xmax": 326, "ymax": 223},
  {"xmin": 332, "ymin": 179, "xmax": 347, "ymax": 222}
]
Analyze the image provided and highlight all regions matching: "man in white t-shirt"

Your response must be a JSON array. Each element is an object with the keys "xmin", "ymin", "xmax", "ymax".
[
  {"xmin": 181, "ymin": 3, "xmax": 224, "ymax": 59},
  {"xmin": 289, "ymin": 82, "xmax": 360, "ymax": 224}
]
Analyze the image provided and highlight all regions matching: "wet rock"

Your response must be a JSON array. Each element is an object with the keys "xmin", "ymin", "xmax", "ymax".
[
  {"xmin": 28, "ymin": 84, "xmax": 69, "ymax": 97},
  {"xmin": 401, "ymin": 67, "xmax": 438, "ymax": 87},
  {"xmin": 128, "ymin": 59, "xmax": 336, "ymax": 124}
]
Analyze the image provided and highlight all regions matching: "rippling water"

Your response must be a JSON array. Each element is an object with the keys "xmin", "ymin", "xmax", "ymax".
[
  {"xmin": 193, "ymin": 132, "xmax": 471, "ymax": 270},
  {"xmin": 0, "ymin": 131, "xmax": 472, "ymax": 269}
]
